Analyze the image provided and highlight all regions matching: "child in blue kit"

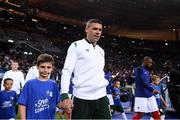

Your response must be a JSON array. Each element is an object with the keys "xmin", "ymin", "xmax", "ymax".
[
  {"xmin": 0, "ymin": 78, "xmax": 17, "ymax": 119},
  {"xmin": 151, "ymin": 75, "xmax": 167, "ymax": 120},
  {"xmin": 18, "ymin": 53, "xmax": 62, "ymax": 119},
  {"xmin": 111, "ymin": 80, "xmax": 127, "ymax": 120}
]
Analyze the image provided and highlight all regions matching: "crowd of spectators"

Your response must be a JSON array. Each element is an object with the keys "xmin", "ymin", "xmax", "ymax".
[
  {"xmin": 0, "ymin": 35, "xmax": 180, "ymax": 86},
  {"xmin": 0, "ymin": 23, "xmax": 180, "ymax": 119}
]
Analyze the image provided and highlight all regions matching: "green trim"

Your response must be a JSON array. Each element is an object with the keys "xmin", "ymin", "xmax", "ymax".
[
  {"xmin": 61, "ymin": 93, "xmax": 69, "ymax": 101},
  {"xmin": 74, "ymin": 42, "xmax": 77, "ymax": 47}
]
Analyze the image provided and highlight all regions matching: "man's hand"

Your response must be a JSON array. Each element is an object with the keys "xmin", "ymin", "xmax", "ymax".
[{"xmin": 61, "ymin": 98, "xmax": 74, "ymax": 113}]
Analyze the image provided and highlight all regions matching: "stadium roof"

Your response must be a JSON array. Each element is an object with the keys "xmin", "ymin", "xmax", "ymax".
[{"xmin": 1, "ymin": 0, "xmax": 180, "ymax": 41}]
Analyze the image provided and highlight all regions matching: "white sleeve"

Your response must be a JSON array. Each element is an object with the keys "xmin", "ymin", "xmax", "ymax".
[
  {"xmin": 0, "ymin": 80, "xmax": 3, "ymax": 90},
  {"xmin": 20, "ymin": 72, "xmax": 25, "ymax": 88},
  {"xmin": 61, "ymin": 43, "xmax": 78, "ymax": 94},
  {"xmin": 25, "ymin": 67, "xmax": 33, "ymax": 81},
  {"xmin": 25, "ymin": 67, "xmax": 36, "ymax": 81}
]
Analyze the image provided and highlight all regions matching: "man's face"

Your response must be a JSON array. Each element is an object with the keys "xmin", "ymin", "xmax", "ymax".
[
  {"xmin": 37, "ymin": 62, "xmax": 53, "ymax": 79},
  {"xmin": 85, "ymin": 23, "xmax": 102, "ymax": 43},
  {"xmin": 11, "ymin": 62, "xmax": 19, "ymax": 71},
  {"xmin": 144, "ymin": 59, "xmax": 153, "ymax": 69}
]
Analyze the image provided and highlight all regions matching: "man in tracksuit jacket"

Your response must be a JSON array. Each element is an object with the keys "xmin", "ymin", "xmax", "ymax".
[
  {"xmin": 60, "ymin": 19, "xmax": 111, "ymax": 119},
  {"xmin": 132, "ymin": 56, "xmax": 160, "ymax": 120}
]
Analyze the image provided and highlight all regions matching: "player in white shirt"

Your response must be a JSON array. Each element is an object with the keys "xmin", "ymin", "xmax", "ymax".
[
  {"xmin": 61, "ymin": 19, "xmax": 111, "ymax": 119},
  {"xmin": 1, "ymin": 60, "xmax": 25, "ymax": 95},
  {"xmin": 25, "ymin": 65, "xmax": 39, "ymax": 82}
]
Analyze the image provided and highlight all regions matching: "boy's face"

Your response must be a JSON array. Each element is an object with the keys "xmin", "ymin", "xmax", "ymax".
[
  {"xmin": 4, "ymin": 80, "xmax": 13, "ymax": 91},
  {"xmin": 37, "ymin": 62, "xmax": 53, "ymax": 80},
  {"xmin": 154, "ymin": 78, "xmax": 160, "ymax": 85},
  {"xmin": 114, "ymin": 81, "xmax": 120, "ymax": 88}
]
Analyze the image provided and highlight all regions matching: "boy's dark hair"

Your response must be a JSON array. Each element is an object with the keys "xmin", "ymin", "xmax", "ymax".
[
  {"xmin": 37, "ymin": 53, "xmax": 54, "ymax": 66},
  {"xmin": 113, "ymin": 79, "xmax": 120, "ymax": 84},
  {"xmin": 86, "ymin": 18, "xmax": 103, "ymax": 28},
  {"xmin": 4, "ymin": 78, "xmax": 13, "ymax": 84}
]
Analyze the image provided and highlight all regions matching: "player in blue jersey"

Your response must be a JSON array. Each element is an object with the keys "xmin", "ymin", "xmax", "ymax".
[
  {"xmin": 0, "ymin": 78, "xmax": 17, "ymax": 119},
  {"xmin": 151, "ymin": 75, "xmax": 167, "ymax": 120},
  {"xmin": 18, "ymin": 53, "xmax": 62, "ymax": 119},
  {"xmin": 132, "ymin": 56, "xmax": 160, "ymax": 120}
]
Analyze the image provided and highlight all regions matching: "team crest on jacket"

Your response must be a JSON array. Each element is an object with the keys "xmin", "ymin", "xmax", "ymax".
[
  {"xmin": 10, "ymin": 96, "xmax": 14, "ymax": 100},
  {"xmin": 46, "ymin": 90, "xmax": 53, "ymax": 97}
]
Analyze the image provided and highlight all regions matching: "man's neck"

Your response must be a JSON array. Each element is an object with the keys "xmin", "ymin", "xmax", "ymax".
[
  {"xmin": 85, "ymin": 38, "xmax": 96, "ymax": 47},
  {"xmin": 12, "ymin": 69, "xmax": 18, "ymax": 72}
]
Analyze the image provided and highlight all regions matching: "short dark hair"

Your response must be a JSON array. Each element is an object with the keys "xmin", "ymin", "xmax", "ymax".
[
  {"xmin": 4, "ymin": 78, "xmax": 13, "ymax": 84},
  {"xmin": 143, "ymin": 56, "xmax": 152, "ymax": 61},
  {"xmin": 113, "ymin": 76, "xmax": 121, "ymax": 83},
  {"xmin": 11, "ymin": 60, "xmax": 18, "ymax": 65},
  {"xmin": 86, "ymin": 18, "xmax": 103, "ymax": 28},
  {"xmin": 37, "ymin": 53, "xmax": 54, "ymax": 66}
]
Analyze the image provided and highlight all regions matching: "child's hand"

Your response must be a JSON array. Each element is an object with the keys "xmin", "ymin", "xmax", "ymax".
[
  {"xmin": 61, "ymin": 99, "xmax": 74, "ymax": 113},
  {"xmin": 164, "ymin": 102, "xmax": 168, "ymax": 108},
  {"xmin": 152, "ymin": 90, "xmax": 159, "ymax": 94}
]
